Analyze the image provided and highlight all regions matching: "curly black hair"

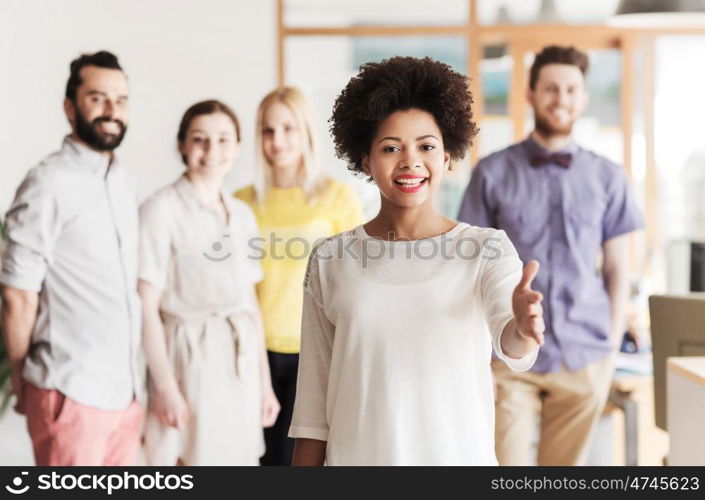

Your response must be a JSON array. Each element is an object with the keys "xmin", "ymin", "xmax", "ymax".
[{"xmin": 330, "ymin": 56, "xmax": 478, "ymax": 178}]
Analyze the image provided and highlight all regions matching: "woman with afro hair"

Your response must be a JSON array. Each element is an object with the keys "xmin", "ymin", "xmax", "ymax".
[{"xmin": 289, "ymin": 56, "xmax": 545, "ymax": 465}]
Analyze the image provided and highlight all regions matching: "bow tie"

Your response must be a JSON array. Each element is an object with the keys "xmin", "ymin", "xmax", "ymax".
[{"xmin": 530, "ymin": 152, "xmax": 572, "ymax": 168}]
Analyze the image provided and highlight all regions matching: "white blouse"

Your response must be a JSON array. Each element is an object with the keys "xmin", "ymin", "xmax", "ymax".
[
  {"xmin": 289, "ymin": 223, "xmax": 538, "ymax": 465},
  {"xmin": 139, "ymin": 175, "xmax": 262, "ymax": 321}
]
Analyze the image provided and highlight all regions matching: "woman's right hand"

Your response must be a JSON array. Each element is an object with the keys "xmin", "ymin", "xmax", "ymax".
[
  {"xmin": 154, "ymin": 386, "xmax": 190, "ymax": 429},
  {"xmin": 140, "ymin": 280, "xmax": 189, "ymax": 430}
]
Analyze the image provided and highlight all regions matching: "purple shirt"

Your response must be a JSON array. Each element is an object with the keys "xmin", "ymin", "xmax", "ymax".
[{"xmin": 458, "ymin": 136, "xmax": 643, "ymax": 373}]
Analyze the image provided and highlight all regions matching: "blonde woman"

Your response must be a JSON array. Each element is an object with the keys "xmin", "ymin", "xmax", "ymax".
[{"xmin": 235, "ymin": 87, "xmax": 363, "ymax": 465}]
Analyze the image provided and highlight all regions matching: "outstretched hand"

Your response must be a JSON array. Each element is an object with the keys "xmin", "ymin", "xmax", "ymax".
[{"xmin": 512, "ymin": 260, "xmax": 545, "ymax": 347}]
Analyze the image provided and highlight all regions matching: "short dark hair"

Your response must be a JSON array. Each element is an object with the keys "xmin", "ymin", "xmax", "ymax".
[
  {"xmin": 529, "ymin": 45, "xmax": 589, "ymax": 90},
  {"xmin": 65, "ymin": 51, "xmax": 123, "ymax": 101},
  {"xmin": 177, "ymin": 100, "xmax": 241, "ymax": 164},
  {"xmin": 330, "ymin": 56, "xmax": 478, "ymax": 178}
]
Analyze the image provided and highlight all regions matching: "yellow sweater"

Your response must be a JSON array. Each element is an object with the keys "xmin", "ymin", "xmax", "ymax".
[{"xmin": 235, "ymin": 178, "xmax": 364, "ymax": 353}]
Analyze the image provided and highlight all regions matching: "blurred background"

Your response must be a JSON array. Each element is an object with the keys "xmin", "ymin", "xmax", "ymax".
[{"xmin": 2, "ymin": 0, "xmax": 705, "ymax": 466}]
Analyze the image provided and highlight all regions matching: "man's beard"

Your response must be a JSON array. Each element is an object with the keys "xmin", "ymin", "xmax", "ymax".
[
  {"xmin": 74, "ymin": 107, "xmax": 127, "ymax": 152},
  {"xmin": 533, "ymin": 111, "xmax": 574, "ymax": 138}
]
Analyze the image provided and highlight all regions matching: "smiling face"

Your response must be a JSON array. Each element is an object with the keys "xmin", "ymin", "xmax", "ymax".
[
  {"xmin": 261, "ymin": 101, "xmax": 305, "ymax": 173},
  {"xmin": 363, "ymin": 108, "xmax": 450, "ymax": 210},
  {"xmin": 179, "ymin": 112, "xmax": 240, "ymax": 182},
  {"xmin": 65, "ymin": 65, "xmax": 129, "ymax": 151},
  {"xmin": 528, "ymin": 63, "xmax": 588, "ymax": 137}
]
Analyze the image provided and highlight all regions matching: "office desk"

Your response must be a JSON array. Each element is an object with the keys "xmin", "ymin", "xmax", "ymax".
[
  {"xmin": 605, "ymin": 374, "xmax": 669, "ymax": 466},
  {"xmin": 667, "ymin": 356, "xmax": 705, "ymax": 465}
]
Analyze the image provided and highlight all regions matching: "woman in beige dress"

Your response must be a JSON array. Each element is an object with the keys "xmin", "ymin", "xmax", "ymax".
[{"xmin": 139, "ymin": 100, "xmax": 279, "ymax": 465}]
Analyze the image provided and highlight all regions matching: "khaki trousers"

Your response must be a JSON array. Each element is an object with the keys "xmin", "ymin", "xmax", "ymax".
[{"xmin": 493, "ymin": 353, "xmax": 615, "ymax": 466}]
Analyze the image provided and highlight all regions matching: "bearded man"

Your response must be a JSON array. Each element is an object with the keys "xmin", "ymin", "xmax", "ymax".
[
  {"xmin": 458, "ymin": 45, "xmax": 643, "ymax": 465},
  {"xmin": 1, "ymin": 51, "xmax": 144, "ymax": 465}
]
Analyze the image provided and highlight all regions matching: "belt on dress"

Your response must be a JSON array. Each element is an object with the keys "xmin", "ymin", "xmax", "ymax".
[{"xmin": 160, "ymin": 310, "xmax": 258, "ymax": 381}]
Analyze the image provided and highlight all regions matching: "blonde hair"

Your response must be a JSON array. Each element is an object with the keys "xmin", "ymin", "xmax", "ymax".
[{"xmin": 254, "ymin": 87, "xmax": 326, "ymax": 204}]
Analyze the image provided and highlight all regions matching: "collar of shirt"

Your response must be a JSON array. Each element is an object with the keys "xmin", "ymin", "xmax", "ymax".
[
  {"xmin": 522, "ymin": 134, "xmax": 579, "ymax": 164},
  {"xmin": 174, "ymin": 174, "xmax": 234, "ymax": 222},
  {"xmin": 62, "ymin": 135, "xmax": 116, "ymax": 177}
]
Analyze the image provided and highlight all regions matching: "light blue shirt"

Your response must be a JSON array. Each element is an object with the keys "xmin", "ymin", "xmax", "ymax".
[
  {"xmin": 458, "ymin": 136, "xmax": 643, "ymax": 373},
  {"xmin": 1, "ymin": 136, "xmax": 144, "ymax": 410}
]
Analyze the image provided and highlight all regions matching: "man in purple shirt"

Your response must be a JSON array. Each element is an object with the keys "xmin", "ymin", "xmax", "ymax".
[{"xmin": 458, "ymin": 45, "xmax": 643, "ymax": 465}]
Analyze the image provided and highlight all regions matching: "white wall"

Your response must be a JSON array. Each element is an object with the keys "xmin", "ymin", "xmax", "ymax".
[{"xmin": 0, "ymin": 0, "xmax": 277, "ymax": 210}]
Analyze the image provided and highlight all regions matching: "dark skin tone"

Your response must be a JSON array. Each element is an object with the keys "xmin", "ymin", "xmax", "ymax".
[{"xmin": 291, "ymin": 109, "xmax": 544, "ymax": 466}]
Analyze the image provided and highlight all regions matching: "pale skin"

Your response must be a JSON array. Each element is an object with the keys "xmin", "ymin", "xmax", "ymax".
[
  {"xmin": 139, "ymin": 112, "xmax": 280, "ymax": 435},
  {"xmin": 603, "ymin": 234, "xmax": 631, "ymax": 350},
  {"xmin": 1, "ymin": 65, "xmax": 129, "ymax": 413},
  {"xmin": 528, "ymin": 63, "xmax": 632, "ymax": 349},
  {"xmin": 291, "ymin": 108, "xmax": 545, "ymax": 466},
  {"xmin": 527, "ymin": 63, "xmax": 588, "ymax": 152},
  {"xmin": 64, "ymin": 65, "xmax": 130, "ymax": 162},
  {"xmin": 1, "ymin": 287, "xmax": 37, "ymax": 414},
  {"xmin": 261, "ymin": 101, "xmax": 305, "ymax": 187}
]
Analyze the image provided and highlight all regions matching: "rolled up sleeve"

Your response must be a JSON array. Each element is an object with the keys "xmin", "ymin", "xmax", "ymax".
[
  {"xmin": 602, "ymin": 163, "xmax": 644, "ymax": 242},
  {"xmin": 138, "ymin": 197, "xmax": 172, "ymax": 290},
  {"xmin": 1, "ymin": 170, "xmax": 59, "ymax": 292}
]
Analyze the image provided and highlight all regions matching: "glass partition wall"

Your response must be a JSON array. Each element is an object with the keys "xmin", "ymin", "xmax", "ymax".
[{"xmin": 278, "ymin": 0, "xmax": 705, "ymax": 305}]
